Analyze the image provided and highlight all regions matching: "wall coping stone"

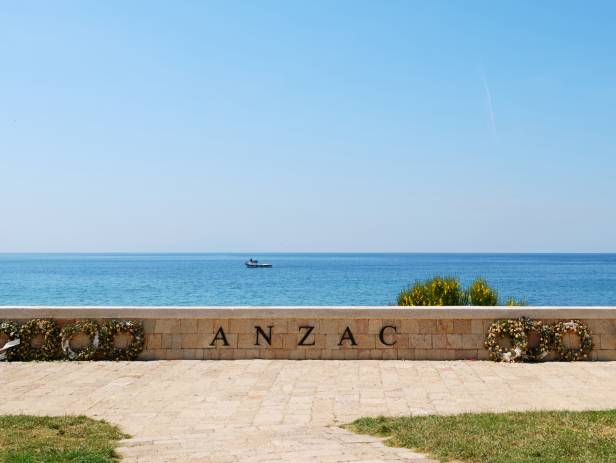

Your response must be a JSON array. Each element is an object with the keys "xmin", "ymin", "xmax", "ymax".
[{"xmin": 1, "ymin": 306, "xmax": 616, "ymax": 319}]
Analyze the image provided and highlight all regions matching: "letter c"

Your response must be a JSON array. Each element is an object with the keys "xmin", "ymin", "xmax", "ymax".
[{"xmin": 379, "ymin": 325, "xmax": 397, "ymax": 346}]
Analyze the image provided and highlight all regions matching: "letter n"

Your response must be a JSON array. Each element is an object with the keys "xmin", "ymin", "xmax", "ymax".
[{"xmin": 255, "ymin": 325, "xmax": 273, "ymax": 346}]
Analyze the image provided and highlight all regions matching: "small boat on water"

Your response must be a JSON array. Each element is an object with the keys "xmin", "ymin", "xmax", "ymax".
[{"xmin": 245, "ymin": 258, "xmax": 272, "ymax": 268}]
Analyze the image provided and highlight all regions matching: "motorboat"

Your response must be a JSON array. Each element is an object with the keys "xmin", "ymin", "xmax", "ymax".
[{"xmin": 245, "ymin": 258, "xmax": 272, "ymax": 268}]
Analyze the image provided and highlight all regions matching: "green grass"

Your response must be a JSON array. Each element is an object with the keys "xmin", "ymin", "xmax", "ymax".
[
  {"xmin": 0, "ymin": 415, "xmax": 129, "ymax": 463},
  {"xmin": 344, "ymin": 410, "xmax": 616, "ymax": 463}
]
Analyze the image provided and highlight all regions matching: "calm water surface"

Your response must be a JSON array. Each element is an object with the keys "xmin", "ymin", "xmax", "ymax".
[{"xmin": 0, "ymin": 253, "xmax": 615, "ymax": 306}]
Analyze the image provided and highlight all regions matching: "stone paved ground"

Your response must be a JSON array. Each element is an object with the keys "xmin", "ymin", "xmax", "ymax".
[{"xmin": 2, "ymin": 361, "xmax": 616, "ymax": 462}]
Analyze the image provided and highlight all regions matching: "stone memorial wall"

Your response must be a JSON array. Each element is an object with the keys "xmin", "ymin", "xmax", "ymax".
[{"xmin": 1, "ymin": 307, "xmax": 615, "ymax": 361}]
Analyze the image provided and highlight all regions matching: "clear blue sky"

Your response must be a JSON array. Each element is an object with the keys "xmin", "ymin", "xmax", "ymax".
[{"xmin": 1, "ymin": 1, "xmax": 615, "ymax": 252}]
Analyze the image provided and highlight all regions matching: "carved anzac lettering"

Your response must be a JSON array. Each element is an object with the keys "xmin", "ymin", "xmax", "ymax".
[
  {"xmin": 298, "ymin": 325, "xmax": 315, "ymax": 346},
  {"xmin": 255, "ymin": 325, "xmax": 273, "ymax": 346},
  {"xmin": 338, "ymin": 326, "xmax": 357, "ymax": 346},
  {"xmin": 210, "ymin": 326, "xmax": 230, "ymax": 346},
  {"xmin": 379, "ymin": 325, "xmax": 397, "ymax": 346}
]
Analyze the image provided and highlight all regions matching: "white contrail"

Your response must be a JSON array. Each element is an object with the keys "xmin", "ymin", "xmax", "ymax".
[{"xmin": 480, "ymin": 65, "xmax": 496, "ymax": 134}]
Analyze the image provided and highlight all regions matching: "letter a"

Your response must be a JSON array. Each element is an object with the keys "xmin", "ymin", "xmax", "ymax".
[
  {"xmin": 338, "ymin": 326, "xmax": 357, "ymax": 346},
  {"xmin": 210, "ymin": 326, "xmax": 230, "ymax": 346}
]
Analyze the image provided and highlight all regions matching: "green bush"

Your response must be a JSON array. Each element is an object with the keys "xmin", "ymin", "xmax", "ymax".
[
  {"xmin": 397, "ymin": 276, "xmax": 524, "ymax": 306},
  {"xmin": 468, "ymin": 278, "xmax": 498, "ymax": 306},
  {"xmin": 397, "ymin": 276, "xmax": 467, "ymax": 306},
  {"xmin": 397, "ymin": 285, "xmax": 429, "ymax": 306}
]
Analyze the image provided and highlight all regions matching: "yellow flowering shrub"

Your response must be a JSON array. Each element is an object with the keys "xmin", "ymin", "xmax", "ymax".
[
  {"xmin": 397, "ymin": 277, "xmax": 524, "ymax": 306},
  {"xmin": 397, "ymin": 276, "xmax": 466, "ymax": 306},
  {"xmin": 468, "ymin": 278, "xmax": 498, "ymax": 306}
]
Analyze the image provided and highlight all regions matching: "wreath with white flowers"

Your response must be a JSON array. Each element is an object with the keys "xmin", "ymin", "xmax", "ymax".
[
  {"xmin": 61, "ymin": 320, "xmax": 100, "ymax": 361},
  {"xmin": 19, "ymin": 319, "xmax": 60, "ymax": 361},
  {"xmin": 552, "ymin": 320, "xmax": 592, "ymax": 361},
  {"xmin": 520, "ymin": 317, "xmax": 552, "ymax": 362},
  {"xmin": 99, "ymin": 320, "xmax": 144, "ymax": 361},
  {"xmin": 485, "ymin": 319, "xmax": 528, "ymax": 362},
  {"xmin": 0, "ymin": 321, "xmax": 21, "ymax": 361}
]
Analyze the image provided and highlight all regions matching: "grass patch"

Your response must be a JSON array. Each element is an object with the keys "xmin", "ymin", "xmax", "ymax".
[
  {"xmin": 344, "ymin": 410, "xmax": 616, "ymax": 463},
  {"xmin": 0, "ymin": 415, "xmax": 129, "ymax": 463}
]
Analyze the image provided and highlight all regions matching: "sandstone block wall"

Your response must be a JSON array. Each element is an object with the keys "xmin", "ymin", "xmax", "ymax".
[{"xmin": 1, "ymin": 307, "xmax": 615, "ymax": 361}]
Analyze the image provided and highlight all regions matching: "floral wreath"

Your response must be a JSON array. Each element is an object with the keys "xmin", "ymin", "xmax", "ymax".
[
  {"xmin": 485, "ymin": 319, "xmax": 528, "ymax": 362},
  {"xmin": 99, "ymin": 320, "xmax": 144, "ymax": 360},
  {"xmin": 61, "ymin": 320, "xmax": 100, "ymax": 361},
  {"xmin": 552, "ymin": 320, "xmax": 592, "ymax": 361},
  {"xmin": 520, "ymin": 317, "xmax": 552, "ymax": 362},
  {"xmin": 0, "ymin": 321, "xmax": 21, "ymax": 361},
  {"xmin": 18, "ymin": 319, "xmax": 60, "ymax": 361}
]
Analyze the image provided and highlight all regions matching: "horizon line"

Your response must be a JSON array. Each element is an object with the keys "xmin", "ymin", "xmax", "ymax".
[{"xmin": 1, "ymin": 251, "xmax": 615, "ymax": 255}]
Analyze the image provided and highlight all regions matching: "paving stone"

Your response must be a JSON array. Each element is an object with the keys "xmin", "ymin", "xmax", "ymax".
[{"xmin": 2, "ymin": 360, "xmax": 616, "ymax": 462}]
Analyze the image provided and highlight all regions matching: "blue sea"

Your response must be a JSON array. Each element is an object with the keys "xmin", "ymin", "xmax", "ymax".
[{"xmin": 0, "ymin": 253, "xmax": 615, "ymax": 306}]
